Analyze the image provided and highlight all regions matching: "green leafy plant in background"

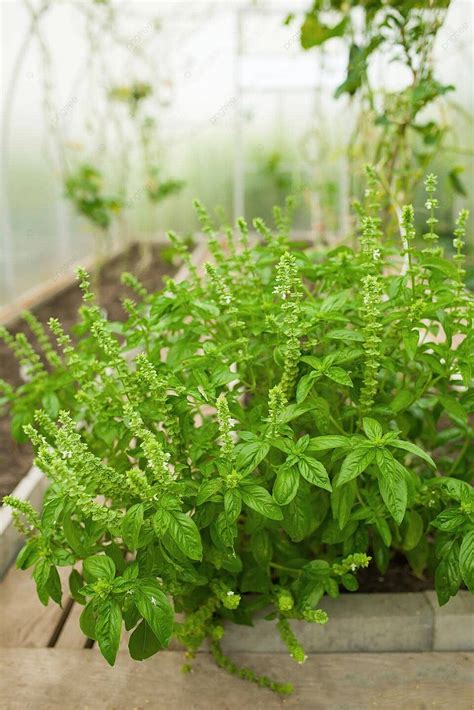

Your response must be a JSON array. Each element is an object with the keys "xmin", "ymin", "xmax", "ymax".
[
  {"xmin": 291, "ymin": 0, "xmax": 470, "ymax": 226},
  {"xmin": 1, "ymin": 176, "xmax": 473, "ymax": 693},
  {"xmin": 109, "ymin": 83, "xmax": 153, "ymax": 117},
  {"xmin": 64, "ymin": 163, "xmax": 123, "ymax": 232},
  {"xmin": 144, "ymin": 168, "xmax": 184, "ymax": 204},
  {"xmin": 6, "ymin": 1, "xmax": 184, "ymax": 253},
  {"xmin": 259, "ymin": 151, "xmax": 294, "ymax": 194}
]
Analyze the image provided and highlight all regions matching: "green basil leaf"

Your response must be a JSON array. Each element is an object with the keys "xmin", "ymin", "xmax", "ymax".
[
  {"xmin": 83, "ymin": 555, "xmax": 116, "ymax": 582},
  {"xmin": 235, "ymin": 440, "xmax": 270, "ymax": 472},
  {"xmin": 326, "ymin": 328, "xmax": 364, "ymax": 342},
  {"xmin": 167, "ymin": 512, "xmax": 202, "ymax": 560},
  {"xmin": 16, "ymin": 539, "xmax": 40, "ymax": 570},
  {"xmin": 401, "ymin": 510, "xmax": 424, "ymax": 551},
  {"xmin": 69, "ymin": 569, "xmax": 86, "ymax": 605},
  {"xmin": 362, "ymin": 418, "xmax": 383, "ymax": 441},
  {"xmin": 224, "ymin": 489, "xmax": 242, "ymax": 522},
  {"xmin": 135, "ymin": 579, "xmax": 174, "ymax": 647},
  {"xmin": 388, "ymin": 439, "xmax": 436, "ymax": 468},
  {"xmin": 63, "ymin": 517, "xmax": 87, "ymax": 556},
  {"xmin": 272, "ymin": 466, "xmax": 300, "ymax": 506},
  {"xmin": 281, "ymin": 488, "xmax": 316, "ymax": 542},
  {"xmin": 325, "ymin": 367, "xmax": 353, "ymax": 387},
  {"xmin": 459, "ymin": 530, "xmax": 474, "ymax": 594},
  {"xmin": 335, "ymin": 446, "xmax": 376, "ymax": 487},
  {"xmin": 46, "ymin": 566, "xmax": 62, "ymax": 605},
  {"xmin": 431, "ymin": 508, "xmax": 466, "ymax": 532},
  {"xmin": 41, "ymin": 391, "xmax": 60, "ymax": 419},
  {"xmin": 152, "ymin": 508, "xmax": 171, "ymax": 537},
  {"xmin": 376, "ymin": 449, "xmax": 407, "ymax": 525},
  {"xmin": 122, "ymin": 503, "xmax": 144, "ymax": 550},
  {"xmin": 435, "ymin": 542, "xmax": 461, "ymax": 606},
  {"xmin": 438, "ymin": 395, "xmax": 468, "ymax": 424},
  {"xmin": 240, "ymin": 483, "xmax": 283, "ymax": 521},
  {"xmin": 33, "ymin": 558, "xmax": 51, "ymax": 594},
  {"xmin": 303, "ymin": 559, "xmax": 331, "ymax": 579},
  {"xmin": 79, "ymin": 602, "xmax": 97, "ymax": 640},
  {"xmin": 296, "ymin": 372, "xmax": 318, "ymax": 403},
  {"xmin": 375, "ymin": 517, "xmax": 392, "ymax": 548},
  {"xmin": 297, "ymin": 456, "xmax": 332, "ymax": 492},
  {"xmin": 307, "ymin": 435, "xmax": 348, "ymax": 452},
  {"xmin": 341, "ymin": 573, "xmax": 358, "ymax": 591},
  {"xmin": 129, "ymin": 619, "xmax": 163, "ymax": 660},
  {"xmin": 331, "ymin": 479, "xmax": 356, "ymax": 529},
  {"xmin": 212, "ymin": 512, "xmax": 237, "ymax": 549},
  {"xmin": 196, "ymin": 478, "xmax": 223, "ymax": 504},
  {"xmin": 96, "ymin": 599, "xmax": 122, "ymax": 666},
  {"xmin": 276, "ymin": 403, "xmax": 314, "ymax": 425}
]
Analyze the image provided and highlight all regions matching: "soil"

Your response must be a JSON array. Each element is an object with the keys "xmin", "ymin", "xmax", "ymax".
[
  {"xmin": 0, "ymin": 243, "xmax": 176, "ymax": 500},
  {"xmin": 354, "ymin": 553, "xmax": 434, "ymax": 592}
]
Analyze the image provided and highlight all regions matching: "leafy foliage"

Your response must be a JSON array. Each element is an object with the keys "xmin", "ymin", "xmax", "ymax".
[
  {"xmin": 2, "ymin": 177, "xmax": 473, "ymax": 693},
  {"xmin": 64, "ymin": 164, "xmax": 123, "ymax": 231},
  {"xmin": 293, "ymin": 1, "xmax": 464, "ymax": 211}
]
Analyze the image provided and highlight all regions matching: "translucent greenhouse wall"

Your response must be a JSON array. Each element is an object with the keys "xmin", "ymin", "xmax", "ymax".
[{"xmin": 1, "ymin": 0, "xmax": 473, "ymax": 307}]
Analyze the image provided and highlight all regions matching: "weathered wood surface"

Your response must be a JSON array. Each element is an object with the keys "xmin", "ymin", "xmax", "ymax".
[
  {"xmin": 1, "ymin": 563, "xmax": 472, "ymax": 708},
  {"xmin": 0, "ymin": 649, "xmax": 472, "ymax": 709},
  {"xmin": 0, "ymin": 564, "xmax": 67, "ymax": 648},
  {"xmin": 53, "ymin": 600, "xmax": 86, "ymax": 649}
]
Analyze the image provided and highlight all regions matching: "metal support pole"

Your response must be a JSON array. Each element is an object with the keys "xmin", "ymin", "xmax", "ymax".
[{"xmin": 233, "ymin": 7, "xmax": 244, "ymax": 222}]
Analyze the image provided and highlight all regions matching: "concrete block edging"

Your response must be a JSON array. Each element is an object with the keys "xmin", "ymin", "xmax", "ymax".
[{"xmin": 217, "ymin": 591, "xmax": 473, "ymax": 655}]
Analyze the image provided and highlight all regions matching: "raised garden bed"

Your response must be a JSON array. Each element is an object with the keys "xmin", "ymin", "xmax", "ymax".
[
  {"xmin": 0, "ymin": 562, "xmax": 472, "ymax": 708},
  {"xmin": 0, "ymin": 233, "xmax": 472, "ymax": 709}
]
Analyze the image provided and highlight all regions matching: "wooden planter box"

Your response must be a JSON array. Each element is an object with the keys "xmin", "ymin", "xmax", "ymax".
[
  {"xmin": 0, "ymin": 559, "xmax": 472, "ymax": 709},
  {"xmin": 1, "ymin": 240, "xmax": 472, "ymax": 708}
]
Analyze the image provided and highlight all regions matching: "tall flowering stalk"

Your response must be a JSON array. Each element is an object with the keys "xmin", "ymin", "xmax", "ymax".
[
  {"xmin": 273, "ymin": 253, "xmax": 304, "ymax": 398},
  {"xmin": 359, "ymin": 275, "xmax": 383, "ymax": 414}
]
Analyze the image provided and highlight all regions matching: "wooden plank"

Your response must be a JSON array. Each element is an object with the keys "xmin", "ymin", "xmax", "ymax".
[
  {"xmin": 0, "ymin": 466, "xmax": 48, "ymax": 578},
  {"xmin": 54, "ymin": 601, "xmax": 89, "ymax": 649},
  {"xmin": 0, "ymin": 649, "xmax": 471, "ymax": 709},
  {"xmin": 0, "ymin": 565, "xmax": 68, "ymax": 648}
]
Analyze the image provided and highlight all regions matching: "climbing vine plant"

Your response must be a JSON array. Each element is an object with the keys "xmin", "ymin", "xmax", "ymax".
[{"xmin": 290, "ymin": 0, "xmax": 469, "ymax": 232}]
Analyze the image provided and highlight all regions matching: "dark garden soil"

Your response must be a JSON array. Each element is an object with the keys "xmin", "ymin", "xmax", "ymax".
[
  {"xmin": 354, "ymin": 553, "xmax": 434, "ymax": 592},
  {"xmin": 0, "ymin": 243, "xmax": 176, "ymax": 501}
]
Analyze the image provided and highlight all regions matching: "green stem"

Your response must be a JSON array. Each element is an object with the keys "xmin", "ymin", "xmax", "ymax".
[
  {"xmin": 210, "ymin": 639, "xmax": 293, "ymax": 695},
  {"xmin": 270, "ymin": 562, "xmax": 300, "ymax": 574},
  {"xmin": 449, "ymin": 436, "xmax": 470, "ymax": 475}
]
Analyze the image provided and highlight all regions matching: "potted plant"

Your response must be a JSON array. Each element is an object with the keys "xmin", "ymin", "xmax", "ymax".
[{"xmin": 2, "ymin": 175, "xmax": 472, "ymax": 694}]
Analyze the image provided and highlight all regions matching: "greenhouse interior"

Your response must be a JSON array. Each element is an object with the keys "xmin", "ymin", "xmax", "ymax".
[{"xmin": 0, "ymin": 1, "xmax": 473, "ymax": 708}]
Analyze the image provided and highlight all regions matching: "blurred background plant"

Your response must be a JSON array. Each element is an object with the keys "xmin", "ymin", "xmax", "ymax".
[
  {"xmin": 1, "ymin": 0, "xmax": 472, "ymax": 305},
  {"xmin": 293, "ymin": 0, "xmax": 472, "ymax": 241}
]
